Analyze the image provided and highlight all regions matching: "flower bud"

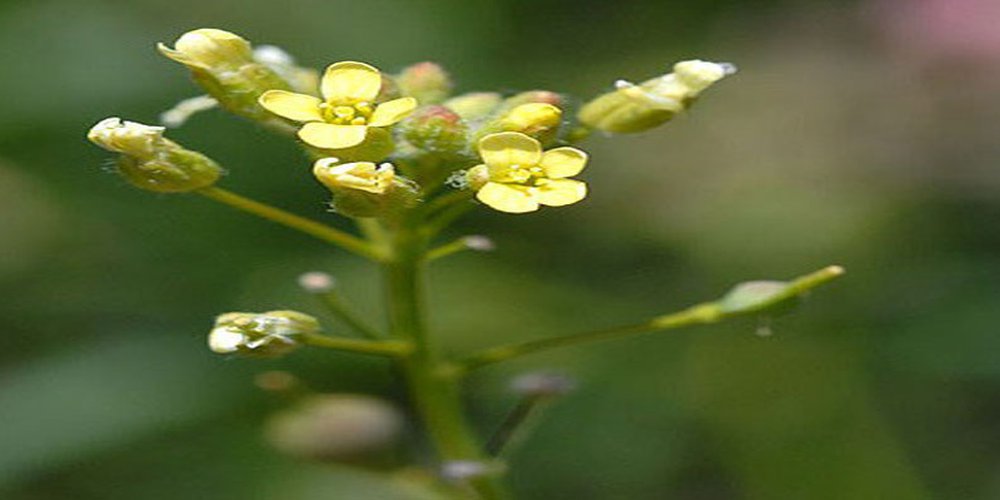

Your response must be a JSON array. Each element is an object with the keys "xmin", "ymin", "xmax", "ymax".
[
  {"xmin": 443, "ymin": 92, "xmax": 503, "ymax": 121},
  {"xmin": 266, "ymin": 394, "xmax": 403, "ymax": 463},
  {"xmin": 577, "ymin": 59, "xmax": 735, "ymax": 134},
  {"xmin": 475, "ymin": 91, "xmax": 565, "ymax": 144},
  {"xmin": 313, "ymin": 158, "xmax": 418, "ymax": 218},
  {"xmin": 396, "ymin": 61, "xmax": 453, "ymax": 104},
  {"xmin": 493, "ymin": 102, "xmax": 562, "ymax": 143},
  {"xmin": 399, "ymin": 105, "xmax": 468, "ymax": 156},
  {"xmin": 158, "ymin": 29, "xmax": 295, "ymax": 126},
  {"xmin": 208, "ymin": 310, "xmax": 319, "ymax": 357},
  {"xmin": 87, "ymin": 117, "xmax": 222, "ymax": 193}
]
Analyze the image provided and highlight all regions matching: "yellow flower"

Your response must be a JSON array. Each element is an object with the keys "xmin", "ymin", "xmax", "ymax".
[
  {"xmin": 468, "ymin": 132, "xmax": 588, "ymax": 214},
  {"xmin": 313, "ymin": 157, "xmax": 396, "ymax": 195},
  {"xmin": 258, "ymin": 61, "xmax": 417, "ymax": 149}
]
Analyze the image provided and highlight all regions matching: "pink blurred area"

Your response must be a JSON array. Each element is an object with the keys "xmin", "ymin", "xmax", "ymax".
[{"xmin": 873, "ymin": 0, "xmax": 1000, "ymax": 63}]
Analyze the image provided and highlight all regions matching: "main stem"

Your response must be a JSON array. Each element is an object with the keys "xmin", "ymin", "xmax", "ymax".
[{"xmin": 384, "ymin": 224, "xmax": 508, "ymax": 499}]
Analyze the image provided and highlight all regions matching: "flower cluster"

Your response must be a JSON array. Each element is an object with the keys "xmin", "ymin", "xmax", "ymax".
[{"xmin": 87, "ymin": 28, "xmax": 733, "ymax": 218}]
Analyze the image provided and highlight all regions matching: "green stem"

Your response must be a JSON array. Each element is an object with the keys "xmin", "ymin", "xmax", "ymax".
[
  {"xmin": 197, "ymin": 186, "xmax": 380, "ymax": 260},
  {"xmin": 427, "ymin": 237, "xmax": 474, "ymax": 261},
  {"xmin": 453, "ymin": 265, "xmax": 846, "ymax": 373},
  {"xmin": 453, "ymin": 311, "xmax": 709, "ymax": 374},
  {"xmin": 299, "ymin": 333, "xmax": 411, "ymax": 357},
  {"xmin": 384, "ymin": 225, "xmax": 509, "ymax": 499}
]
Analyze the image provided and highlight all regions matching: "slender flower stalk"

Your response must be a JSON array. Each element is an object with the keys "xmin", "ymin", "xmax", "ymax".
[
  {"xmin": 196, "ymin": 186, "xmax": 380, "ymax": 260},
  {"xmin": 451, "ymin": 266, "xmax": 845, "ymax": 374}
]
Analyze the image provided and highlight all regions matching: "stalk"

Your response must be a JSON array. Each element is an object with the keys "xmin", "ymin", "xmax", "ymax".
[{"xmin": 384, "ymin": 223, "xmax": 509, "ymax": 499}]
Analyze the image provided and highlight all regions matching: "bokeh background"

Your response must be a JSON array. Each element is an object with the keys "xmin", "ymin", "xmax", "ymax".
[{"xmin": 2, "ymin": 0, "xmax": 999, "ymax": 498}]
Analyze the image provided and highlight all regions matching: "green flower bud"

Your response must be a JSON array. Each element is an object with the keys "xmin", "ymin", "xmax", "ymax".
[
  {"xmin": 578, "ymin": 59, "xmax": 736, "ymax": 134},
  {"xmin": 158, "ymin": 29, "xmax": 295, "ymax": 127},
  {"xmin": 443, "ymin": 92, "xmax": 503, "ymax": 121},
  {"xmin": 87, "ymin": 117, "xmax": 222, "ymax": 193},
  {"xmin": 396, "ymin": 61, "xmax": 453, "ymax": 104},
  {"xmin": 399, "ymin": 105, "xmax": 468, "ymax": 156},
  {"xmin": 265, "ymin": 394, "xmax": 403, "ymax": 464},
  {"xmin": 313, "ymin": 158, "xmax": 419, "ymax": 218},
  {"xmin": 208, "ymin": 310, "xmax": 320, "ymax": 357}
]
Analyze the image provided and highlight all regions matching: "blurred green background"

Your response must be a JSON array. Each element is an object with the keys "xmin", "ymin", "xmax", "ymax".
[{"xmin": 2, "ymin": 0, "xmax": 999, "ymax": 498}]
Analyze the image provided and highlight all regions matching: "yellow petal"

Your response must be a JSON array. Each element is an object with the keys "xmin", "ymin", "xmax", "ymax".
[
  {"xmin": 539, "ymin": 147, "xmax": 588, "ymax": 178},
  {"xmin": 536, "ymin": 179, "xmax": 587, "ymax": 207},
  {"xmin": 298, "ymin": 122, "xmax": 368, "ymax": 149},
  {"xmin": 258, "ymin": 90, "xmax": 323, "ymax": 122},
  {"xmin": 321, "ymin": 61, "xmax": 382, "ymax": 102},
  {"xmin": 369, "ymin": 97, "xmax": 418, "ymax": 127},
  {"xmin": 476, "ymin": 182, "xmax": 539, "ymax": 213},
  {"xmin": 478, "ymin": 132, "xmax": 542, "ymax": 173}
]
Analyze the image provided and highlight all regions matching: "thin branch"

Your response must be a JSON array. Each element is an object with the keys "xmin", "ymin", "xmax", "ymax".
[
  {"xmin": 451, "ymin": 265, "xmax": 845, "ymax": 374},
  {"xmin": 197, "ymin": 186, "xmax": 380, "ymax": 260}
]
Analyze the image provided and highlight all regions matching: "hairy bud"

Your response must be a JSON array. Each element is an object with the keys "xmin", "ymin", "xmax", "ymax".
[
  {"xmin": 443, "ymin": 92, "xmax": 503, "ymax": 121},
  {"xmin": 87, "ymin": 117, "xmax": 222, "ymax": 192},
  {"xmin": 158, "ymin": 29, "xmax": 295, "ymax": 126},
  {"xmin": 313, "ymin": 158, "xmax": 418, "ymax": 218},
  {"xmin": 396, "ymin": 61, "xmax": 453, "ymax": 104},
  {"xmin": 399, "ymin": 105, "xmax": 469, "ymax": 155}
]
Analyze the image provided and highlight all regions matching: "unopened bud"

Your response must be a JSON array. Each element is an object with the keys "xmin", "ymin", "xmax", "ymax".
[
  {"xmin": 396, "ymin": 61, "xmax": 453, "ymax": 104},
  {"xmin": 443, "ymin": 92, "xmax": 503, "ymax": 121},
  {"xmin": 158, "ymin": 28, "xmax": 253, "ymax": 69},
  {"xmin": 208, "ymin": 310, "xmax": 319, "ymax": 357},
  {"xmin": 578, "ymin": 59, "xmax": 735, "ymax": 134},
  {"xmin": 313, "ymin": 158, "xmax": 418, "ymax": 218},
  {"xmin": 399, "ymin": 105, "xmax": 468, "ymax": 155},
  {"xmin": 158, "ymin": 29, "xmax": 295, "ymax": 126},
  {"xmin": 266, "ymin": 394, "xmax": 403, "ymax": 463},
  {"xmin": 87, "ymin": 117, "xmax": 222, "ymax": 193},
  {"xmin": 493, "ymin": 102, "xmax": 562, "ymax": 143}
]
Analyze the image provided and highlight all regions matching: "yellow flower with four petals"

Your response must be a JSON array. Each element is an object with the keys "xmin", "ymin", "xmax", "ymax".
[
  {"xmin": 468, "ymin": 132, "xmax": 588, "ymax": 214},
  {"xmin": 259, "ymin": 61, "xmax": 417, "ymax": 149}
]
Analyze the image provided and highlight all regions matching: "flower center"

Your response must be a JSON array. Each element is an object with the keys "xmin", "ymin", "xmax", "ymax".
[
  {"xmin": 320, "ymin": 100, "xmax": 374, "ymax": 125},
  {"xmin": 506, "ymin": 163, "xmax": 545, "ymax": 184}
]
